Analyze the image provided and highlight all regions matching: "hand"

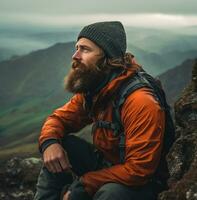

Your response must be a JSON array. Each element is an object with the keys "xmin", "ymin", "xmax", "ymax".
[
  {"xmin": 43, "ymin": 143, "xmax": 72, "ymax": 173},
  {"xmin": 63, "ymin": 191, "xmax": 71, "ymax": 200}
]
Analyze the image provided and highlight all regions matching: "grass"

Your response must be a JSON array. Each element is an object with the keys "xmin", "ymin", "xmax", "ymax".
[
  {"xmin": 0, "ymin": 96, "xmax": 64, "ymax": 139},
  {"xmin": 0, "ymin": 94, "xmax": 90, "ymax": 163}
]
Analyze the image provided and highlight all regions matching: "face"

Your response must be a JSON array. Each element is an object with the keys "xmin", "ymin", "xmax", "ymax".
[
  {"xmin": 64, "ymin": 38, "xmax": 107, "ymax": 94},
  {"xmin": 72, "ymin": 37, "xmax": 104, "ymax": 67}
]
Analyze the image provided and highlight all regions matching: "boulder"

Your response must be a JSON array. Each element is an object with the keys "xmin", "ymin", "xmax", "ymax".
[
  {"xmin": 158, "ymin": 59, "xmax": 197, "ymax": 200},
  {"xmin": 0, "ymin": 157, "xmax": 42, "ymax": 200}
]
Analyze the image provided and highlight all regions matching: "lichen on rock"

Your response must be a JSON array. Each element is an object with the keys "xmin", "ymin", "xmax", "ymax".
[{"xmin": 158, "ymin": 59, "xmax": 197, "ymax": 200}]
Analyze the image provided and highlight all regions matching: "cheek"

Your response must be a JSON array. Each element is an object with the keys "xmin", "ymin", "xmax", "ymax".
[{"xmin": 82, "ymin": 55, "xmax": 98, "ymax": 66}]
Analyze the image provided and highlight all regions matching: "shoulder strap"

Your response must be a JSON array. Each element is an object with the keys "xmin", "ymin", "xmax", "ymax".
[
  {"xmin": 92, "ymin": 69, "xmax": 175, "ymax": 165},
  {"xmin": 112, "ymin": 70, "xmax": 173, "ymax": 164},
  {"xmin": 112, "ymin": 71, "xmax": 160, "ymax": 129}
]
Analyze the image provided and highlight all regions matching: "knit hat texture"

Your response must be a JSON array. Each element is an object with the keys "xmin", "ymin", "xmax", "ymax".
[{"xmin": 77, "ymin": 21, "xmax": 126, "ymax": 58}]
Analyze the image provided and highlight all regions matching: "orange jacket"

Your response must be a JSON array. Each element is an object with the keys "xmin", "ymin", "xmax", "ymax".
[{"xmin": 39, "ymin": 65, "xmax": 165, "ymax": 195}]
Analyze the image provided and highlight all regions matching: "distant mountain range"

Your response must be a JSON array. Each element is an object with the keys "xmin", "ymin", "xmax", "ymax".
[
  {"xmin": 0, "ymin": 40, "xmax": 196, "ymax": 158},
  {"xmin": 0, "ymin": 42, "xmax": 74, "ymax": 107},
  {"xmin": 127, "ymin": 33, "xmax": 197, "ymax": 75},
  {"xmin": 126, "ymin": 26, "xmax": 197, "ymax": 53},
  {"xmin": 1, "ymin": 26, "xmax": 197, "ymax": 73},
  {"xmin": 126, "ymin": 27, "xmax": 197, "ymax": 75},
  {"xmin": 0, "ymin": 42, "xmax": 75, "ymax": 148},
  {"xmin": 129, "ymin": 44, "xmax": 197, "ymax": 76},
  {"xmin": 158, "ymin": 59, "xmax": 194, "ymax": 105}
]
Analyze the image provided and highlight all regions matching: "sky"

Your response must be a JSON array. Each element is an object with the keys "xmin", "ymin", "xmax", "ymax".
[
  {"xmin": 0, "ymin": 0, "xmax": 197, "ymax": 29},
  {"xmin": 0, "ymin": 0, "xmax": 197, "ymax": 15}
]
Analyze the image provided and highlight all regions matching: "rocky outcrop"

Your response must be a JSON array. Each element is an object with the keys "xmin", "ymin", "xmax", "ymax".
[
  {"xmin": 0, "ymin": 157, "xmax": 42, "ymax": 200},
  {"xmin": 158, "ymin": 59, "xmax": 197, "ymax": 200}
]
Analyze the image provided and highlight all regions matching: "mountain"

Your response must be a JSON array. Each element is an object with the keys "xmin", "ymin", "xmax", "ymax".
[
  {"xmin": 28, "ymin": 30, "xmax": 78, "ymax": 44},
  {"xmin": 126, "ymin": 27, "xmax": 197, "ymax": 75},
  {"xmin": 163, "ymin": 49, "xmax": 197, "ymax": 69},
  {"xmin": 0, "ymin": 42, "xmax": 75, "ymax": 147},
  {"xmin": 0, "ymin": 42, "xmax": 75, "ymax": 108},
  {"xmin": 126, "ymin": 27, "xmax": 197, "ymax": 53},
  {"xmin": 0, "ymin": 27, "xmax": 80, "ymax": 62},
  {"xmin": 127, "ymin": 44, "xmax": 166, "ymax": 75},
  {"xmin": 0, "ymin": 47, "xmax": 16, "ymax": 61},
  {"xmin": 128, "ymin": 43, "xmax": 197, "ymax": 76},
  {"xmin": 1, "ymin": 25, "xmax": 197, "ymax": 65},
  {"xmin": 158, "ymin": 59, "xmax": 194, "ymax": 105}
]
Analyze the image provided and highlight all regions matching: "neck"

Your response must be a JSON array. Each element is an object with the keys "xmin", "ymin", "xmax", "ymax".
[{"xmin": 87, "ymin": 68, "xmax": 123, "ymax": 96}]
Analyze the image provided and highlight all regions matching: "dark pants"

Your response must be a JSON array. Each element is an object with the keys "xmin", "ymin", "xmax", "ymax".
[{"xmin": 34, "ymin": 135, "xmax": 157, "ymax": 200}]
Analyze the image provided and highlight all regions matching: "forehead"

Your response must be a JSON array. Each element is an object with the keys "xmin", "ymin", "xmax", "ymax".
[{"xmin": 76, "ymin": 38, "xmax": 101, "ymax": 49}]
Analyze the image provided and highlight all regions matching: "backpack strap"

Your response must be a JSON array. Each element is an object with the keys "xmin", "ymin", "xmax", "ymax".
[
  {"xmin": 112, "ymin": 70, "xmax": 165, "ymax": 163},
  {"xmin": 92, "ymin": 70, "xmax": 171, "ymax": 164},
  {"xmin": 92, "ymin": 120, "xmax": 121, "ymax": 137}
]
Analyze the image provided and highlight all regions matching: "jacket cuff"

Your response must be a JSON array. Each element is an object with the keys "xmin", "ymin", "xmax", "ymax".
[{"xmin": 39, "ymin": 139, "xmax": 60, "ymax": 153}]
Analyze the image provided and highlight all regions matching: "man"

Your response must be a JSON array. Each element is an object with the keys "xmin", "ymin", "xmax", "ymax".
[{"xmin": 34, "ymin": 21, "xmax": 166, "ymax": 200}]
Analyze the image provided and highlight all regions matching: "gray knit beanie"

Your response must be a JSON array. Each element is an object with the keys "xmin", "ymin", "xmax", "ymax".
[{"xmin": 77, "ymin": 21, "xmax": 127, "ymax": 58}]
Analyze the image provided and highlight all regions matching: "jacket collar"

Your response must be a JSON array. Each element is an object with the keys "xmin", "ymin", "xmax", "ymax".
[{"xmin": 84, "ymin": 63, "xmax": 141, "ymax": 112}]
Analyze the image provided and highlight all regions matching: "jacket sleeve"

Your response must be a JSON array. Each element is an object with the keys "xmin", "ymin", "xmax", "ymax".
[
  {"xmin": 81, "ymin": 88, "xmax": 165, "ymax": 195},
  {"xmin": 39, "ymin": 94, "xmax": 92, "ymax": 147}
]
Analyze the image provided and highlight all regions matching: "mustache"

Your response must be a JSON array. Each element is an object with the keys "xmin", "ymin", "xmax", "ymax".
[
  {"xmin": 71, "ymin": 60, "xmax": 84, "ymax": 69},
  {"xmin": 71, "ymin": 60, "xmax": 98, "ymax": 73}
]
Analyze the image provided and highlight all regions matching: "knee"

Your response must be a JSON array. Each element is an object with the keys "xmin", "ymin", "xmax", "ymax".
[
  {"xmin": 36, "ymin": 166, "xmax": 72, "ymax": 188},
  {"xmin": 93, "ymin": 183, "xmax": 127, "ymax": 200}
]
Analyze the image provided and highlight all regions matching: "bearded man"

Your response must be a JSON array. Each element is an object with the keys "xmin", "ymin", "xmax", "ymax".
[{"xmin": 34, "ymin": 21, "xmax": 168, "ymax": 200}]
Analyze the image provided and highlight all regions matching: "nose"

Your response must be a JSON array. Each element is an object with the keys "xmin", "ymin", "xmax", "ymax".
[{"xmin": 72, "ymin": 50, "xmax": 81, "ymax": 60}]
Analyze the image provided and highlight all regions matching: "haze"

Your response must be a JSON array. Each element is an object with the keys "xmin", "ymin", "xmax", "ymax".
[{"xmin": 0, "ymin": 0, "xmax": 197, "ymax": 29}]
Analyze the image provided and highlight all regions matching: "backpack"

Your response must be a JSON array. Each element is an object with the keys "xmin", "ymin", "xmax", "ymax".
[{"xmin": 92, "ymin": 69, "xmax": 175, "ymax": 189}]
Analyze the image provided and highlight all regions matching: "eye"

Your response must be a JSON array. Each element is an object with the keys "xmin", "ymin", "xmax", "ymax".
[
  {"xmin": 81, "ymin": 47, "xmax": 90, "ymax": 52},
  {"xmin": 83, "ymin": 49, "xmax": 89, "ymax": 53}
]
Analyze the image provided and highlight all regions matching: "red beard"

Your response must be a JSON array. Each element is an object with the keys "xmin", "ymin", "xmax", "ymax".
[{"xmin": 64, "ymin": 60, "xmax": 106, "ymax": 94}]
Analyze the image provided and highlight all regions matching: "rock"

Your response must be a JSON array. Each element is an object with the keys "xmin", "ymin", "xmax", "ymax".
[
  {"xmin": 158, "ymin": 58, "xmax": 197, "ymax": 199},
  {"xmin": 192, "ymin": 59, "xmax": 197, "ymax": 92},
  {"xmin": 0, "ymin": 157, "xmax": 42, "ymax": 200},
  {"xmin": 20, "ymin": 158, "xmax": 43, "ymax": 183},
  {"xmin": 10, "ymin": 190, "xmax": 34, "ymax": 199}
]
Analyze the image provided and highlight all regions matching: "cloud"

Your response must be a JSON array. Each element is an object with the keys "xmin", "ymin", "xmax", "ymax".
[
  {"xmin": 0, "ymin": 0, "xmax": 197, "ymax": 15},
  {"xmin": 0, "ymin": 13, "xmax": 197, "ymax": 29}
]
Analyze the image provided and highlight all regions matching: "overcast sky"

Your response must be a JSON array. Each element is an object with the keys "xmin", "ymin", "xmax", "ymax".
[
  {"xmin": 0, "ymin": 0, "xmax": 197, "ymax": 29},
  {"xmin": 1, "ymin": 0, "xmax": 197, "ymax": 15}
]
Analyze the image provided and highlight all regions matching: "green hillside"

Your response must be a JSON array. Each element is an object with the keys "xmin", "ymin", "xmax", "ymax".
[{"xmin": 0, "ymin": 42, "xmax": 75, "ymax": 151}]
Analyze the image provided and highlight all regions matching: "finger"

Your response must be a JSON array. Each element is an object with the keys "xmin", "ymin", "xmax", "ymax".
[
  {"xmin": 46, "ymin": 160, "xmax": 57, "ymax": 173},
  {"xmin": 59, "ymin": 157, "xmax": 70, "ymax": 171},
  {"xmin": 59, "ymin": 152, "xmax": 72, "ymax": 171},
  {"xmin": 51, "ymin": 158, "xmax": 63, "ymax": 173},
  {"xmin": 44, "ymin": 156, "xmax": 61, "ymax": 173},
  {"xmin": 44, "ymin": 156, "xmax": 55, "ymax": 173}
]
